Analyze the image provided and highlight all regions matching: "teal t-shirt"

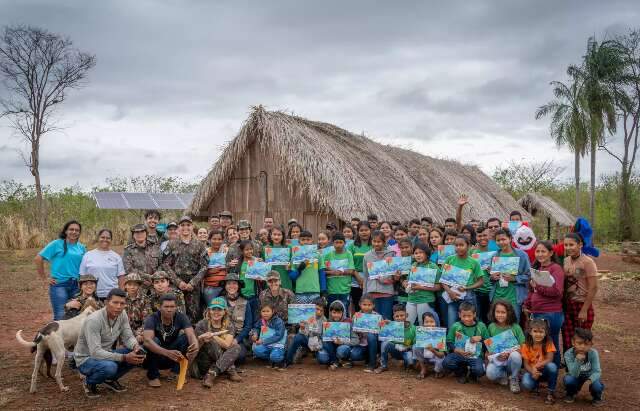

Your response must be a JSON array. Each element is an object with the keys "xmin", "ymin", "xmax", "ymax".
[
  {"xmin": 39, "ymin": 239, "xmax": 86, "ymax": 281},
  {"xmin": 322, "ymin": 249, "xmax": 355, "ymax": 295}
]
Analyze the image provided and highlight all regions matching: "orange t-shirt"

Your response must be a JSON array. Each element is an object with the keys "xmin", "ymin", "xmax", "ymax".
[
  {"xmin": 521, "ymin": 341, "xmax": 556, "ymax": 366},
  {"xmin": 564, "ymin": 253, "xmax": 598, "ymax": 302}
]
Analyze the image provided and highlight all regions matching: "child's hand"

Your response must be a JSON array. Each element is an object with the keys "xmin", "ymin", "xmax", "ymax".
[
  {"xmin": 490, "ymin": 272, "xmax": 501, "ymax": 281},
  {"xmin": 498, "ymin": 352, "xmax": 509, "ymax": 361},
  {"xmin": 502, "ymin": 274, "xmax": 514, "ymax": 282},
  {"xmin": 458, "ymin": 286, "xmax": 466, "ymax": 293},
  {"xmin": 334, "ymin": 338, "xmax": 342, "ymax": 345},
  {"xmin": 576, "ymin": 352, "xmax": 586, "ymax": 362},
  {"xmin": 255, "ymin": 339, "xmax": 262, "ymax": 345},
  {"xmin": 250, "ymin": 334, "xmax": 258, "ymax": 342},
  {"xmin": 454, "ymin": 348, "xmax": 470, "ymax": 357},
  {"xmin": 470, "ymin": 336, "xmax": 482, "ymax": 343}
]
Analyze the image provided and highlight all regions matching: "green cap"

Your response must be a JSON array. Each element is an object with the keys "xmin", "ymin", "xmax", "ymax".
[{"xmin": 208, "ymin": 297, "xmax": 227, "ymax": 310}]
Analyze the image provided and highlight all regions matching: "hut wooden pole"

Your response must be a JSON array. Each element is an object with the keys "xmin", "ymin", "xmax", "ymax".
[{"xmin": 547, "ymin": 217, "xmax": 551, "ymax": 240}]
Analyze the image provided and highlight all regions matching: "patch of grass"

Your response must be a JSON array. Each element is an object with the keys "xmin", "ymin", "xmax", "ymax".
[
  {"xmin": 428, "ymin": 391, "xmax": 523, "ymax": 410},
  {"xmin": 280, "ymin": 396, "xmax": 392, "ymax": 411},
  {"xmin": 593, "ymin": 322, "xmax": 622, "ymax": 334}
]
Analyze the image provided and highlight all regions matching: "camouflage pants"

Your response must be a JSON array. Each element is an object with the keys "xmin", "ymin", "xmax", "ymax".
[
  {"xmin": 183, "ymin": 287, "xmax": 203, "ymax": 323},
  {"xmin": 191, "ymin": 341, "xmax": 241, "ymax": 378}
]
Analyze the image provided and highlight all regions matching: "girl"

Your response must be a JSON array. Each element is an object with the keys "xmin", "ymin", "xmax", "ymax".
[
  {"xmin": 79, "ymin": 228, "xmax": 125, "ymax": 300},
  {"xmin": 524, "ymin": 241, "xmax": 564, "ymax": 366},
  {"xmin": 490, "ymin": 229, "xmax": 531, "ymax": 323},
  {"xmin": 350, "ymin": 294, "xmax": 380, "ymax": 372},
  {"xmin": 413, "ymin": 312, "xmax": 445, "ymax": 379},
  {"xmin": 521, "ymin": 319, "xmax": 558, "ymax": 404},
  {"xmin": 416, "ymin": 227, "xmax": 430, "ymax": 246},
  {"xmin": 317, "ymin": 230, "xmax": 332, "ymax": 252},
  {"xmin": 63, "ymin": 274, "xmax": 102, "ymax": 319},
  {"xmin": 251, "ymin": 303, "xmax": 286, "ymax": 368},
  {"xmin": 342, "ymin": 225, "xmax": 354, "ymax": 241},
  {"xmin": 197, "ymin": 227, "xmax": 209, "ymax": 243},
  {"xmin": 562, "ymin": 233, "xmax": 598, "ymax": 353},
  {"xmin": 379, "ymin": 221, "xmax": 395, "ymax": 246},
  {"xmin": 35, "ymin": 220, "xmax": 86, "ymax": 320},
  {"xmin": 428, "ymin": 228, "xmax": 443, "ymax": 257},
  {"xmin": 404, "ymin": 243, "xmax": 440, "ymax": 326},
  {"xmin": 362, "ymin": 230, "xmax": 396, "ymax": 320},
  {"xmin": 348, "ymin": 222, "xmax": 372, "ymax": 314},
  {"xmin": 287, "ymin": 223, "xmax": 302, "ymax": 245},
  {"xmin": 234, "ymin": 240, "xmax": 261, "ymax": 319},
  {"xmin": 390, "ymin": 226, "xmax": 409, "ymax": 256},
  {"xmin": 471, "ymin": 226, "xmax": 493, "ymax": 324},
  {"xmin": 441, "ymin": 236, "xmax": 484, "ymax": 327},
  {"xmin": 461, "ymin": 224, "xmax": 477, "ymax": 247},
  {"xmin": 203, "ymin": 230, "xmax": 228, "ymax": 305},
  {"xmin": 394, "ymin": 238, "xmax": 413, "ymax": 304},
  {"xmin": 265, "ymin": 225, "xmax": 293, "ymax": 290},
  {"xmin": 485, "ymin": 300, "xmax": 525, "ymax": 393}
]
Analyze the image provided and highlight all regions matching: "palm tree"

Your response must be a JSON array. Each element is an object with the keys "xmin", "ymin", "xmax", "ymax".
[{"xmin": 536, "ymin": 76, "xmax": 589, "ymax": 215}]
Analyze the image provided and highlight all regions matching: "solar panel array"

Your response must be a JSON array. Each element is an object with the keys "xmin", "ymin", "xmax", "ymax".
[{"xmin": 93, "ymin": 192, "xmax": 195, "ymax": 210}]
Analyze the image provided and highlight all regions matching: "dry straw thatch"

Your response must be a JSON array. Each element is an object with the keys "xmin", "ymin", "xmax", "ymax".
[
  {"xmin": 189, "ymin": 106, "xmax": 527, "ymax": 222},
  {"xmin": 518, "ymin": 192, "xmax": 575, "ymax": 227}
]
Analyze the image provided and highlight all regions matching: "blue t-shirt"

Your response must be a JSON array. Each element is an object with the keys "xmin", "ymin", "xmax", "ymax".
[
  {"xmin": 39, "ymin": 239, "xmax": 86, "ymax": 281},
  {"xmin": 487, "ymin": 240, "xmax": 500, "ymax": 252}
]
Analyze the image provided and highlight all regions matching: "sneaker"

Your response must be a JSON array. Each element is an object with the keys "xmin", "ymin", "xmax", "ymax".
[
  {"xmin": 592, "ymin": 398, "xmax": 605, "ymax": 407},
  {"xmin": 498, "ymin": 376, "xmax": 509, "ymax": 386},
  {"xmin": 509, "ymin": 377, "xmax": 521, "ymax": 394},
  {"xmin": 103, "ymin": 380, "xmax": 127, "ymax": 393},
  {"xmin": 83, "ymin": 381, "xmax": 100, "ymax": 398},
  {"xmin": 328, "ymin": 363, "xmax": 339, "ymax": 371},
  {"xmin": 341, "ymin": 361, "xmax": 353, "ymax": 369},
  {"xmin": 273, "ymin": 362, "xmax": 285, "ymax": 371},
  {"xmin": 202, "ymin": 370, "xmax": 217, "ymax": 388},
  {"xmin": 293, "ymin": 347, "xmax": 305, "ymax": 364},
  {"xmin": 456, "ymin": 374, "xmax": 468, "ymax": 384},
  {"xmin": 363, "ymin": 367, "xmax": 374, "ymax": 373},
  {"xmin": 545, "ymin": 393, "xmax": 555, "ymax": 405},
  {"xmin": 374, "ymin": 366, "xmax": 388, "ymax": 374},
  {"xmin": 563, "ymin": 395, "xmax": 576, "ymax": 404},
  {"xmin": 227, "ymin": 368, "xmax": 242, "ymax": 382},
  {"xmin": 147, "ymin": 378, "xmax": 161, "ymax": 388}
]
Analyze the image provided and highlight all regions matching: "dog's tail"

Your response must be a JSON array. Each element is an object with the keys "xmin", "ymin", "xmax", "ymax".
[{"xmin": 16, "ymin": 330, "xmax": 37, "ymax": 349}]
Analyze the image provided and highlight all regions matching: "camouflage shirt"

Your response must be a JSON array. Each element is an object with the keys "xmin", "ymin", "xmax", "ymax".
[
  {"xmin": 145, "ymin": 288, "xmax": 187, "ymax": 315},
  {"xmin": 125, "ymin": 291, "xmax": 148, "ymax": 334},
  {"xmin": 259, "ymin": 288, "xmax": 295, "ymax": 322},
  {"xmin": 63, "ymin": 293, "xmax": 104, "ymax": 320},
  {"xmin": 122, "ymin": 241, "xmax": 162, "ymax": 283},
  {"xmin": 161, "ymin": 238, "xmax": 208, "ymax": 287}
]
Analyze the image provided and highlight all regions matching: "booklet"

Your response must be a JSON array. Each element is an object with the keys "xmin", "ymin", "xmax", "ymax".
[
  {"xmin": 414, "ymin": 327, "xmax": 447, "ymax": 350},
  {"xmin": 326, "ymin": 258, "xmax": 350, "ymax": 274},
  {"xmin": 408, "ymin": 266, "xmax": 438, "ymax": 287},
  {"xmin": 389, "ymin": 256, "xmax": 412, "ymax": 275},
  {"xmin": 259, "ymin": 325, "xmax": 285, "ymax": 348},
  {"xmin": 484, "ymin": 329, "xmax": 520, "ymax": 355},
  {"xmin": 286, "ymin": 238, "xmax": 300, "ymax": 246},
  {"xmin": 366, "ymin": 259, "xmax": 395, "ymax": 280},
  {"xmin": 322, "ymin": 322, "xmax": 351, "ymax": 342},
  {"xmin": 530, "ymin": 268, "xmax": 555, "ymax": 287},
  {"xmin": 378, "ymin": 321, "xmax": 405, "ymax": 342},
  {"xmin": 207, "ymin": 252, "xmax": 226, "ymax": 269},
  {"xmin": 439, "ymin": 264, "xmax": 471, "ymax": 288},
  {"xmin": 263, "ymin": 247, "xmax": 290, "ymax": 266},
  {"xmin": 454, "ymin": 331, "xmax": 482, "ymax": 358},
  {"xmin": 490, "ymin": 256, "xmax": 520, "ymax": 276},
  {"xmin": 471, "ymin": 251, "xmax": 496, "ymax": 271},
  {"xmin": 437, "ymin": 245, "xmax": 456, "ymax": 265},
  {"xmin": 321, "ymin": 246, "xmax": 335, "ymax": 257},
  {"xmin": 287, "ymin": 304, "xmax": 317, "ymax": 324},
  {"xmin": 245, "ymin": 260, "xmax": 272, "ymax": 280},
  {"xmin": 352, "ymin": 312, "xmax": 383, "ymax": 333},
  {"xmin": 291, "ymin": 244, "xmax": 319, "ymax": 265}
]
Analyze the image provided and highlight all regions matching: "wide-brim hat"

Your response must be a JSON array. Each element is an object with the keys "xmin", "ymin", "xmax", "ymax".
[
  {"xmin": 131, "ymin": 223, "xmax": 146, "ymax": 233},
  {"xmin": 123, "ymin": 272, "xmax": 144, "ymax": 285},
  {"xmin": 219, "ymin": 211, "xmax": 233, "ymax": 218},
  {"xmin": 78, "ymin": 274, "xmax": 98, "ymax": 284},
  {"xmin": 220, "ymin": 272, "xmax": 244, "ymax": 287}
]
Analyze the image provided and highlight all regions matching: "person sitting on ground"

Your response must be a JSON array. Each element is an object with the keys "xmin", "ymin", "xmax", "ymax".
[
  {"xmin": 285, "ymin": 297, "xmax": 327, "ymax": 366},
  {"xmin": 63, "ymin": 274, "xmax": 103, "ymax": 319},
  {"xmin": 251, "ymin": 303, "xmax": 287, "ymax": 369},
  {"xmin": 375, "ymin": 303, "xmax": 416, "ymax": 373},
  {"xmin": 563, "ymin": 328, "xmax": 605, "ymax": 407},
  {"xmin": 74, "ymin": 288, "xmax": 146, "ymax": 398},
  {"xmin": 221, "ymin": 272, "xmax": 253, "ymax": 364},
  {"xmin": 142, "ymin": 293, "xmax": 199, "ymax": 387},
  {"xmin": 145, "ymin": 271, "xmax": 186, "ymax": 315},
  {"xmin": 413, "ymin": 312, "xmax": 445, "ymax": 379},
  {"xmin": 192, "ymin": 297, "xmax": 242, "ymax": 387}
]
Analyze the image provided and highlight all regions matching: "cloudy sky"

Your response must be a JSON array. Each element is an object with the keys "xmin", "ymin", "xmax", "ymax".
[{"xmin": 0, "ymin": 0, "xmax": 638, "ymax": 190}]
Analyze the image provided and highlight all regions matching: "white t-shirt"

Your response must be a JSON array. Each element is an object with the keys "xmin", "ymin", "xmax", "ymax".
[{"xmin": 79, "ymin": 249, "xmax": 125, "ymax": 298}]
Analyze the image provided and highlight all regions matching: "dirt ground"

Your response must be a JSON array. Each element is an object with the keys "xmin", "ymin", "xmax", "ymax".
[{"xmin": 0, "ymin": 249, "xmax": 638, "ymax": 410}]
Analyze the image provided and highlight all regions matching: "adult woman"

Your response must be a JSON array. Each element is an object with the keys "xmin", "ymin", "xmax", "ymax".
[
  {"xmin": 192, "ymin": 297, "xmax": 242, "ymax": 386},
  {"xmin": 460, "ymin": 224, "xmax": 477, "ymax": 247},
  {"xmin": 63, "ymin": 274, "xmax": 102, "ymax": 319},
  {"xmin": 562, "ymin": 233, "xmax": 598, "ymax": 352},
  {"xmin": 35, "ymin": 220, "xmax": 86, "ymax": 320},
  {"xmin": 79, "ymin": 228, "xmax": 125, "ymax": 300},
  {"xmin": 224, "ymin": 226, "xmax": 239, "ymax": 251},
  {"xmin": 222, "ymin": 273, "xmax": 253, "ymax": 364},
  {"xmin": 197, "ymin": 227, "xmax": 209, "ymax": 243},
  {"xmin": 524, "ymin": 241, "xmax": 564, "ymax": 366},
  {"xmin": 379, "ymin": 221, "xmax": 395, "ymax": 247}
]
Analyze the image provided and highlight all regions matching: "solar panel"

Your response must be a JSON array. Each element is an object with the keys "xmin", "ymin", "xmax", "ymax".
[
  {"xmin": 124, "ymin": 193, "xmax": 157, "ymax": 209},
  {"xmin": 177, "ymin": 193, "xmax": 194, "ymax": 208},
  {"xmin": 92, "ymin": 192, "xmax": 195, "ymax": 210},
  {"xmin": 93, "ymin": 192, "xmax": 129, "ymax": 209},
  {"xmin": 151, "ymin": 193, "xmax": 185, "ymax": 209}
]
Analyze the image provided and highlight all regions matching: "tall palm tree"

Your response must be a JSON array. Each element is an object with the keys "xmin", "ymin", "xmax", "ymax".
[{"xmin": 536, "ymin": 76, "xmax": 589, "ymax": 214}]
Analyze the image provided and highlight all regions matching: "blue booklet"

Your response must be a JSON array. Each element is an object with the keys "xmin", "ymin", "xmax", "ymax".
[
  {"xmin": 414, "ymin": 326, "xmax": 447, "ymax": 350},
  {"xmin": 287, "ymin": 238, "xmax": 300, "ymax": 246},
  {"xmin": 325, "ymin": 258, "xmax": 350, "ymax": 273},
  {"xmin": 454, "ymin": 331, "xmax": 482, "ymax": 358},
  {"xmin": 291, "ymin": 244, "xmax": 319, "ymax": 265},
  {"xmin": 287, "ymin": 304, "xmax": 317, "ymax": 325},
  {"xmin": 245, "ymin": 260, "xmax": 272, "ymax": 280},
  {"xmin": 408, "ymin": 266, "xmax": 438, "ymax": 287},
  {"xmin": 389, "ymin": 256, "xmax": 412, "ymax": 275},
  {"xmin": 366, "ymin": 259, "xmax": 395, "ymax": 280},
  {"xmin": 258, "ymin": 325, "xmax": 285, "ymax": 348},
  {"xmin": 484, "ymin": 329, "xmax": 520, "ymax": 354},
  {"xmin": 322, "ymin": 322, "xmax": 351, "ymax": 342},
  {"xmin": 263, "ymin": 247, "xmax": 290, "ymax": 265},
  {"xmin": 352, "ymin": 312, "xmax": 383, "ymax": 333},
  {"xmin": 490, "ymin": 256, "xmax": 520, "ymax": 275},
  {"xmin": 439, "ymin": 264, "xmax": 471, "ymax": 288},
  {"xmin": 437, "ymin": 245, "xmax": 456, "ymax": 265},
  {"xmin": 320, "ymin": 246, "xmax": 335, "ymax": 257},
  {"xmin": 471, "ymin": 251, "xmax": 496, "ymax": 271},
  {"xmin": 379, "ymin": 321, "xmax": 405, "ymax": 342},
  {"xmin": 207, "ymin": 252, "xmax": 226, "ymax": 269}
]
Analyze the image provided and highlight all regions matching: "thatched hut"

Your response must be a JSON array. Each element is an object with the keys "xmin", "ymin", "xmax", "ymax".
[
  {"xmin": 518, "ymin": 192, "xmax": 575, "ymax": 240},
  {"xmin": 188, "ymin": 106, "xmax": 527, "ymax": 234}
]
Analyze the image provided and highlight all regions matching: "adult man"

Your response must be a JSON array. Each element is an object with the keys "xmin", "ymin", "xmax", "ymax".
[
  {"xmin": 486, "ymin": 217, "xmax": 502, "ymax": 240},
  {"xmin": 160, "ymin": 221, "xmax": 178, "ymax": 252},
  {"xmin": 367, "ymin": 214, "xmax": 379, "ymax": 230},
  {"xmin": 408, "ymin": 219, "xmax": 421, "ymax": 242},
  {"xmin": 208, "ymin": 214, "xmax": 221, "ymax": 232},
  {"xmin": 444, "ymin": 217, "xmax": 457, "ymax": 231},
  {"xmin": 350, "ymin": 217, "xmax": 360, "ymax": 231},
  {"xmin": 259, "ymin": 271, "xmax": 295, "ymax": 322},
  {"xmin": 225, "ymin": 220, "xmax": 263, "ymax": 265},
  {"xmin": 219, "ymin": 211, "xmax": 233, "ymax": 232},
  {"xmin": 74, "ymin": 288, "xmax": 145, "ymax": 398},
  {"xmin": 263, "ymin": 216, "xmax": 274, "ymax": 231},
  {"xmin": 161, "ymin": 216, "xmax": 208, "ymax": 322},
  {"xmin": 145, "ymin": 271, "xmax": 186, "ymax": 314},
  {"xmin": 420, "ymin": 217, "xmax": 433, "ymax": 231},
  {"xmin": 123, "ymin": 224, "xmax": 161, "ymax": 289},
  {"xmin": 141, "ymin": 210, "xmax": 163, "ymax": 245},
  {"xmin": 325, "ymin": 222, "xmax": 338, "ymax": 238},
  {"xmin": 143, "ymin": 294, "xmax": 199, "ymax": 387}
]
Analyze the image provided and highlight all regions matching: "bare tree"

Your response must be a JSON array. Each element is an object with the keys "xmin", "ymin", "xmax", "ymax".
[
  {"xmin": 0, "ymin": 25, "xmax": 95, "ymax": 229},
  {"xmin": 492, "ymin": 160, "xmax": 565, "ymax": 199}
]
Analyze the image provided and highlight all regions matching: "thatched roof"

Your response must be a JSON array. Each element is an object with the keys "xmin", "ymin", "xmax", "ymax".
[
  {"xmin": 518, "ymin": 192, "xmax": 575, "ymax": 227},
  {"xmin": 189, "ymin": 106, "xmax": 528, "ymax": 222}
]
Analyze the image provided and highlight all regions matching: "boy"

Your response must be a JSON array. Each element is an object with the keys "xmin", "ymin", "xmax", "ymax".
[
  {"xmin": 123, "ymin": 272, "xmax": 147, "ymax": 343},
  {"xmin": 318, "ymin": 300, "xmax": 359, "ymax": 369},
  {"xmin": 563, "ymin": 328, "xmax": 605, "ymax": 407},
  {"xmin": 285, "ymin": 297, "xmax": 326, "ymax": 366},
  {"xmin": 375, "ymin": 304, "xmax": 415, "ymax": 373},
  {"xmin": 442, "ymin": 302, "xmax": 489, "ymax": 383},
  {"xmin": 289, "ymin": 230, "xmax": 325, "ymax": 303},
  {"xmin": 321, "ymin": 233, "xmax": 355, "ymax": 311},
  {"xmin": 145, "ymin": 271, "xmax": 186, "ymax": 315},
  {"xmin": 351, "ymin": 294, "xmax": 380, "ymax": 372}
]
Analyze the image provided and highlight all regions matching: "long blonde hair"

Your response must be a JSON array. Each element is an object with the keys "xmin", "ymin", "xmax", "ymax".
[{"xmin": 207, "ymin": 308, "xmax": 230, "ymax": 331}]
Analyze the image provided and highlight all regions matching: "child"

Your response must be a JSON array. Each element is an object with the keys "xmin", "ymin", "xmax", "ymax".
[
  {"xmin": 375, "ymin": 304, "xmax": 415, "ymax": 373},
  {"xmin": 321, "ymin": 233, "xmax": 356, "ymax": 310},
  {"xmin": 485, "ymin": 300, "xmax": 525, "ymax": 393},
  {"xmin": 251, "ymin": 303, "xmax": 287, "ymax": 368},
  {"xmin": 413, "ymin": 312, "xmax": 445, "ymax": 379},
  {"xmin": 428, "ymin": 228, "xmax": 444, "ymax": 261},
  {"xmin": 362, "ymin": 230, "xmax": 396, "ymax": 320},
  {"xmin": 350, "ymin": 294, "xmax": 380, "ymax": 372},
  {"xmin": 317, "ymin": 300, "xmax": 359, "ymax": 370},
  {"xmin": 287, "ymin": 223, "xmax": 302, "ymax": 245},
  {"xmin": 265, "ymin": 225, "xmax": 293, "ymax": 290},
  {"xmin": 442, "ymin": 302, "xmax": 488, "ymax": 383},
  {"xmin": 471, "ymin": 226, "xmax": 493, "ymax": 324},
  {"xmin": 317, "ymin": 231, "xmax": 331, "ymax": 252},
  {"xmin": 563, "ymin": 328, "xmax": 605, "ymax": 406},
  {"xmin": 405, "ymin": 243, "xmax": 440, "ymax": 326},
  {"xmin": 203, "ymin": 230, "xmax": 227, "ymax": 305},
  {"xmin": 342, "ymin": 225, "xmax": 354, "ymax": 241},
  {"xmin": 289, "ymin": 230, "xmax": 325, "ymax": 303},
  {"xmin": 394, "ymin": 238, "xmax": 414, "ymax": 305},
  {"xmin": 521, "ymin": 318, "xmax": 558, "ymax": 404},
  {"xmin": 285, "ymin": 297, "xmax": 327, "ymax": 366},
  {"xmin": 348, "ymin": 222, "xmax": 372, "ymax": 314},
  {"xmin": 234, "ymin": 240, "xmax": 261, "ymax": 318},
  {"xmin": 123, "ymin": 272, "xmax": 146, "ymax": 343},
  {"xmin": 145, "ymin": 270, "xmax": 187, "ymax": 314}
]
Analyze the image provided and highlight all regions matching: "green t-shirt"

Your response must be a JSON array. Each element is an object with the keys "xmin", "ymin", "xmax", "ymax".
[
  {"xmin": 442, "ymin": 255, "xmax": 483, "ymax": 288},
  {"xmin": 295, "ymin": 259, "xmax": 320, "ymax": 294},
  {"xmin": 488, "ymin": 322, "xmax": 526, "ymax": 344},
  {"xmin": 446, "ymin": 321, "xmax": 489, "ymax": 357},
  {"xmin": 491, "ymin": 251, "xmax": 518, "ymax": 306},
  {"xmin": 348, "ymin": 242, "xmax": 372, "ymax": 273},
  {"xmin": 407, "ymin": 261, "xmax": 440, "ymax": 304},
  {"xmin": 239, "ymin": 260, "xmax": 255, "ymax": 298},
  {"xmin": 322, "ymin": 249, "xmax": 355, "ymax": 295},
  {"xmin": 263, "ymin": 245, "xmax": 292, "ymax": 290},
  {"xmin": 403, "ymin": 323, "xmax": 416, "ymax": 347},
  {"xmin": 470, "ymin": 247, "xmax": 492, "ymax": 294}
]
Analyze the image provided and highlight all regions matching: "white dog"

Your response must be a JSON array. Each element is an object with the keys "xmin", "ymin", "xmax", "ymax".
[{"xmin": 16, "ymin": 298, "xmax": 99, "ymax": 393}]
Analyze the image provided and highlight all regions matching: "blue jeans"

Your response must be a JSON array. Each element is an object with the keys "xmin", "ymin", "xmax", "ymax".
[
  {"xmin": 522, "ymin": 362, "xmax": 558, "ymax": 392},
  {"xmin": 475, "ymin": 292, "xmax": 491, "ymax": 324},
  {"xmin": 349, "ymin": 333, "xmax": 378, "ymax": 368},
  {"xmin": 446, "ymin": 292, "xmax": 476, "ymax": 328},
  {"xmin": 485, "ymin": 351, "xmax": 522, "ymax": 380},
  {"xmin": 436, "ymin": 294, "xmax": 448, "ymax": 328},
  {"xmin": 78, "ymin": 348, "xmax": 135, "ymax": 385},
  {"xmin": 380, "ymin": 341, "xmax": 414, "ymax": 368},
  {"xmin": 442, "ymin": 352, "xmax": 485, "ymax": 378},
  {"xmin": 563, "ymin": 375, "xmax": 605, "ymax": 400},
  {"xmin": 406, "ymin": 302, "xmax": 439, "ymax": 326},
  {"xmin": 317, "ymin": 342, "xmax": 352, "ymax": 364},
  {"xmin": 327, "ymin": 294, "xmax": 350, "ymax": 317},
  {"xmin": 285, "ymin": 333, "xmax": 308, "ymax": 364},
  {"xmin": 50, "ymin": 279, "xmax": 78, "ymax": 320},
  {"xmin": 531, "ymin": 312, "xmax": 564, "ymax": 366},
  {"xmin": 373, "ymin": 295, "xmax": 395, "ymax": 320},
  {"xmin": 144, "ymin": 334, "xmax": 188, "ymax": 380},
  {"xmin": 253, "ymin": 344, "xmax": 285, "ymax": 364}
]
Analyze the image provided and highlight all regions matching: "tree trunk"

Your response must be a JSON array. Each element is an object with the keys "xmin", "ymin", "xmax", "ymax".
[
  {"xmin": 620, "ymin": 167, "xmax": 633, "ymax": 240},
  {"xmin": 30, "ymin": 140, "xmax": 46, "ymax": 230},
  {"xmin": 574, "ymin": 149, "xmax": 581, "ymax": 215},
  {"xmin": 589, "ymin": 139, "xmax": 596, "ymax": 230}
]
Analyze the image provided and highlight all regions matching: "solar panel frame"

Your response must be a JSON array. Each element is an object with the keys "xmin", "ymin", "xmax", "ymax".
[
  {"xmin": 92, "ymin": 192, "xmax": 195, "ymax": 210},
  {"xmin": 93, "ymin": 192, "xmax": 129, "ymax": 209}
]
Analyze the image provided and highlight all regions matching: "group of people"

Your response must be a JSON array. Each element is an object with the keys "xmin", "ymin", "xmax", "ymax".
[{"xmin": 33, "ymin": 203, "xmax": 605, "ymax": 406}]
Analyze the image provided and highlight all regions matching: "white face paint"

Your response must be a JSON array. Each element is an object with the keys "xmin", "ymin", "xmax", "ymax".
[{"xmin": 514, "ymin": 226, "xmax": 536, "ymax": 251}]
